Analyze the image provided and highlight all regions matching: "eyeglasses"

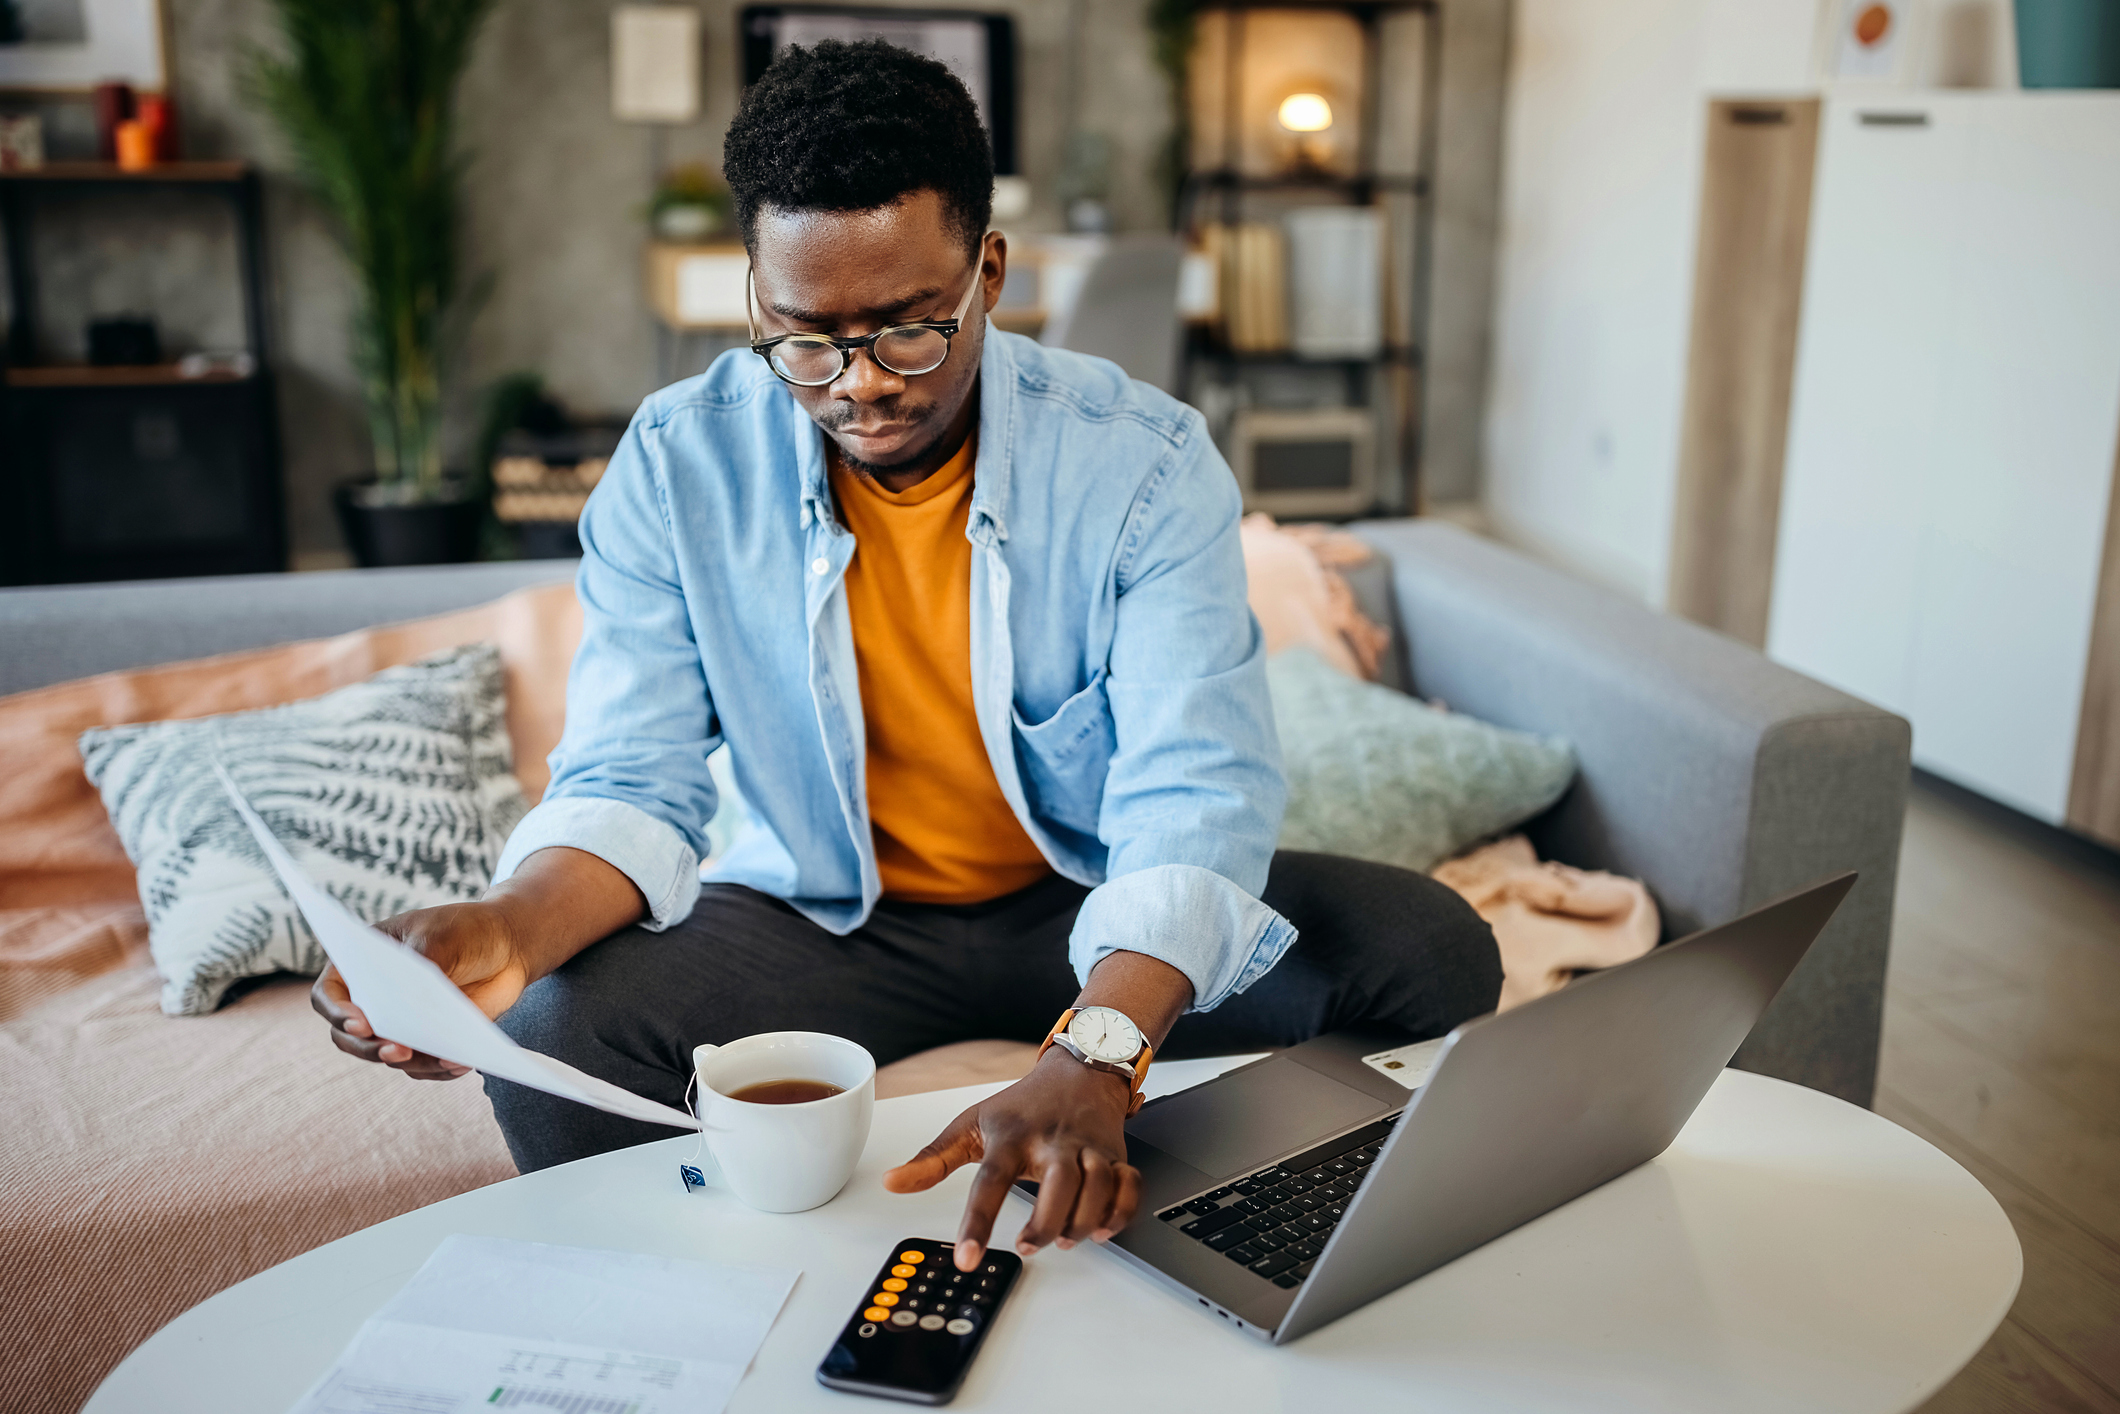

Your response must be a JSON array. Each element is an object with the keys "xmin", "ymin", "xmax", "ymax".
[{"xmin": 747, "ymin": 259, "xmax": 982, "ymax": 387}]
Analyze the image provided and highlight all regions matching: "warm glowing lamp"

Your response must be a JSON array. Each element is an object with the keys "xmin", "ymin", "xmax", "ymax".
[{"xmin": 1277, "ymin": 92, "xmax": 1334, "ymax": 133}]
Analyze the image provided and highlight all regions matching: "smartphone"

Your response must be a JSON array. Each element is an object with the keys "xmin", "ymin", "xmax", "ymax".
[{"xmin": 816, "ymin": 1238, "xmax": 1022, "ymax": 1405}]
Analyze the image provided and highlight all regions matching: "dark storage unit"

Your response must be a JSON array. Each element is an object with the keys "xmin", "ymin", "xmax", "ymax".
[{"xmin": 1, "ymin": 161, "xmax": 284, "ymax": 586}]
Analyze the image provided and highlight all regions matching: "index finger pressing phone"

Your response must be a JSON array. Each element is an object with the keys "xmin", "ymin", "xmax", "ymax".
[{"xmin": 817, "ymin": 1239, "xmax": 1023, "ymax": 1404}]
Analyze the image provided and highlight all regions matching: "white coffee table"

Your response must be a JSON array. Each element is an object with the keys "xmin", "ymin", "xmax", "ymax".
[{"xmin": 87, "ymin": 1059, "xmax": 2018, "ymax": 1414}]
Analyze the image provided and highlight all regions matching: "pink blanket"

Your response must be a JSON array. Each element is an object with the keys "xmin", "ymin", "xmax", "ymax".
[{"xmin": 1432, "ymin": 835, "xmax": 1660, "ymax": 1010}]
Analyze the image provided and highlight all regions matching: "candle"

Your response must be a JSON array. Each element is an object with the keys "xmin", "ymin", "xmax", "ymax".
[{"xmin": 115, "ymin": 118, "xmax": 155, "ymax": 171}]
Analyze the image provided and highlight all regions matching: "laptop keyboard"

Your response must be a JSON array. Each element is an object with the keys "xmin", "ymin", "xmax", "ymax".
[{"xmin": 1153, "ymin": 1113, "xmax": 1400, "ymax": 1290}]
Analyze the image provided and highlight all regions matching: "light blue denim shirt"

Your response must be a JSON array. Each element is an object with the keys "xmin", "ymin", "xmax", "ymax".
[{"xmin": 491, "ymin": 328, "xmax": 1294, "ymax": 1011}]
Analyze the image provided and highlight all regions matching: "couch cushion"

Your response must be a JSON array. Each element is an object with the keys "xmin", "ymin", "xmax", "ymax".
[
  {"xmin": 873, "ymin": 1039, "xmax": 1039, "ymax": 1098},
  {"xmin": 1240, "ymin": 515, "xmax": 1395, "ymax": 682},
  {"xmin": 79, "ymin": 646, "xmax": 530, "ymax": 1016},
  {"xmin": 0, "ymin": 967, "xmax": 517, "ymax": 1414},
  {"xmin": 0, "ymin": 583, "xmax": 580, "ymax": 1016},
  {"xmin": 1269, "ymin": 646, "xmax": 1578, "ymax": 873},
  {"xmin": 1339, "ymin": 552, "xmax": 1408, "ymax": 695}
]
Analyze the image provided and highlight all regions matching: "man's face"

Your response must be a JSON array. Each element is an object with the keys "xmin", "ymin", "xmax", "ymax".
[{"xmin": 750, "ymin": 189, "xmax": 1004, "ymax": 475}]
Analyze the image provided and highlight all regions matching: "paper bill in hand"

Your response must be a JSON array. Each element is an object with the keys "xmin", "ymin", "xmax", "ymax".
[{"xmin": 215, "ymin": 763, "xmax": 697, "ymax": 1131}]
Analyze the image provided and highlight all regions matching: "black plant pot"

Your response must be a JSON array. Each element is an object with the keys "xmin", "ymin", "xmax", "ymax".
[{"xmin": 334, "ymin": 481, "xmax": 485, "ymax": 568}]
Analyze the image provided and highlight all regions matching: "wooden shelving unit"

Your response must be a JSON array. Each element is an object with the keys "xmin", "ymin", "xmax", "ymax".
[
  {"xmin": 4, "ymin": 362, "xmax": 251, "ymax": 388},
  {"xmin": 1177, "ymin": 0, "xmax": 1442, "ymax": 517},
  {"xmin": 0, "ymin": 160, "xmax": 284, "ymax": 585},
  {"xmin": 0, "ymin": 160, "xmax": 251, "ymax": 184}
]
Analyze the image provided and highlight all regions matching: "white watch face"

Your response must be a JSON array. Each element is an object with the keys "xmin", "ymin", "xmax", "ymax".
[{"xmin": 1068, "ymin": 1007, "xmax": 1143, "ymax": 1064}]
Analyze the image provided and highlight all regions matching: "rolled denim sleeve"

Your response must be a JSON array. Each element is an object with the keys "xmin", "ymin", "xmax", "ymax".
[
  {"xmin": 1071, "ymin": 865, "xmax": 1296, "ymax": 1011},
  {"xmin": 488, "ymin": 416, "xmax": 719, "ymax": 931},
  {"xmin": 1067, "ymin": 420, "xmax": 1295, "ymax": 1009}
]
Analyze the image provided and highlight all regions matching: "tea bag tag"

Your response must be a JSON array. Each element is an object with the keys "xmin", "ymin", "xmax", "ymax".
[{"xmin": 679, "ymin": 1067, "xmax": 715, "ymax": 1194}]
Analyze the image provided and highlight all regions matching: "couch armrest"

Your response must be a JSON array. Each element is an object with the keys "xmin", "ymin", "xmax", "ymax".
[{"xmin": 1353, "ymin": 520, "xmax": 1910, "ymax": 1106}]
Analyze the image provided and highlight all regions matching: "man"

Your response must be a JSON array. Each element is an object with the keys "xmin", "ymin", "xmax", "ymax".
[{"xmin": 314, "ymin": 40, "xmax": 1499, "ymax": 1273}]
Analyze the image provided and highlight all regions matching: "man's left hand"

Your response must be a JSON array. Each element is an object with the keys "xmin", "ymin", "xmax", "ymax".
[{"xmin": 883, "ymin": 1047, "xmax": 1142, "ymax": 1272}]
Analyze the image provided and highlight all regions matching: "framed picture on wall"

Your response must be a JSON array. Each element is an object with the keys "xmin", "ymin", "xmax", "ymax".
[
  {"xmin": 739, "ymin": 6, "xmax": 1017, "ymax": 174},
  {"xmin": 0, "ymin": 0, "xmax": 165, "ymax": 92},
  {"xmin": 1814, "ymin": 0, "xmax": 1923, "ymax": 86}
]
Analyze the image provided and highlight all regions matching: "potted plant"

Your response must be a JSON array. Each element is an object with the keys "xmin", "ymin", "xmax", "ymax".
[
  {"xmin": 247, "ymin": 0, "xmax": 497, "ymax": 567},
  {"xmin": 647, "ymin": 162, "xmax": 731, "ymax": 243}
]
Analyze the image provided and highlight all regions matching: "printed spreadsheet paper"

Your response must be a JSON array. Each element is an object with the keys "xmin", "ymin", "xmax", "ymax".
[
  {"xmin": 287, "ymin": 1235, "xmax": 799, "ymax": 1414},
  {"xmin": 215, "ymin": 764, "xmax": 698, "ymax": 1130}
]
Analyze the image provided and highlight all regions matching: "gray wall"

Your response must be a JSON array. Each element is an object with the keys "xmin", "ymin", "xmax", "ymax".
[{"xmin": 2, "ymin": 0, "xmax": 1507, "ymax": 558}]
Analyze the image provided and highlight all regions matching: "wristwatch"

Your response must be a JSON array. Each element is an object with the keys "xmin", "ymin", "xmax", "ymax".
[{"xmin": 1039, "ymin": 1005, "xmax": 1154, "ymax": 1114}]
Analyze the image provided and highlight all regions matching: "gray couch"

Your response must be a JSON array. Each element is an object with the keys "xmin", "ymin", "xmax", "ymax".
[{"xmin": 0, "ymin": 520, "xmax": 1910, "ymax": 1106}]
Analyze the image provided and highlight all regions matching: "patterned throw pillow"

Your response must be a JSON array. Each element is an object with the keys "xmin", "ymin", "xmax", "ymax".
[
  {"xmin": 1269, "ymin": 646, "xmax": 1577, "ymax": 874},
  {"xmin": 78, "ymin": 645, "xmax": 528, "ymax": 1016}
]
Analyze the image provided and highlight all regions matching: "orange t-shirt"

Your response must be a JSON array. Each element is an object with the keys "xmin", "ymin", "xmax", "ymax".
[{"xmin": 829, "ymin": 435, "xmax": 1053, "ymax": 904}]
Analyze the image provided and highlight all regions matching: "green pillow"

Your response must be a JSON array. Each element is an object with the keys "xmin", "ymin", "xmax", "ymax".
[{"xmin": 1268, "ymin": 647, "xmax": 1576, "ymax": 873}]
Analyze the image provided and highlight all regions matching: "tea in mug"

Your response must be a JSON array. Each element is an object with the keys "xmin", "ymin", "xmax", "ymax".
[{"xmin": 728, "ymin": 1078, "xmax": 846, "ymax": 1105}]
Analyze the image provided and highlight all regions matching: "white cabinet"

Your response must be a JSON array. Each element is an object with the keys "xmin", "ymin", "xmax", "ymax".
[{"xmin": 1769, "ymin": 93, "xmax": 2120, "ymax": 823}]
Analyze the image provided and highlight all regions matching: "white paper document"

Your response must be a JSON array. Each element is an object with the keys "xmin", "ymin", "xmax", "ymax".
[
  {"xmin": 290, "ymin": 1235, "xmax": 799, "ymax": 1414},
  {"xmin": 216, "ymin": 764, "xmax": 697, "ymax": 1130}
]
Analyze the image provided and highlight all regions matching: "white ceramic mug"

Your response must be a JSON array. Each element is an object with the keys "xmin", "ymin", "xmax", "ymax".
[{"xmin": 690, "ymin": 1031, "xmax": 876, "ymax": 1213}]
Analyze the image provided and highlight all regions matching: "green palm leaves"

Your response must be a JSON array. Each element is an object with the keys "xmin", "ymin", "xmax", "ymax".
[{"xmin": 247, "ymin": 0, "xmax": 496, "ymax": 496}]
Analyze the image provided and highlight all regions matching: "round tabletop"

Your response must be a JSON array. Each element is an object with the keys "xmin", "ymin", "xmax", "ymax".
[{"xmin": 87, "ymin": 1059, "xmax": 2019, "ymax": 1414}]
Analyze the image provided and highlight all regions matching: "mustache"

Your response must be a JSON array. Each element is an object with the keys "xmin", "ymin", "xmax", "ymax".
[{"xmin": 814, "ymin": 396, "xmax": 935, "ymax": 434}]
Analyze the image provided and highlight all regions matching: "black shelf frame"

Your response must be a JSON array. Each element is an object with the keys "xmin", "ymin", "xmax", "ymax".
[
  {"xmin": 0, "ymin": 163, "xmax": 287, "ymax": 584},
  {"xmin": 1179, "ymin": 0, "xmax": 1442, "ymax": 517}
]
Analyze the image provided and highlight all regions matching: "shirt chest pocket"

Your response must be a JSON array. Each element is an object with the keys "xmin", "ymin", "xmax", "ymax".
[{"xmin": 1009, "ymin": 668, "xmax": 1115, "ymax": 837}]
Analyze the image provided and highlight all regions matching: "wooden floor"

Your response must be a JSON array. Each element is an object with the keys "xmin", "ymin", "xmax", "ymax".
[{"xmin": 1883, "ymin": 777, "xmax": 2120, "ymax": 1412}]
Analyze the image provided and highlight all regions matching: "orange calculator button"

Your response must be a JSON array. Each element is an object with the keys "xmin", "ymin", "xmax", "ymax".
[
  {"xmin": 863, "ymin": 1307, "xmax": 890, "ymax": 1323},
  {"xmin": 899, "ymin": 1250, "xmax": 926, "ymax": 1264},
  {"xmin": 872, "ymin": 1292, "xmax": 899, "ymax": 1306},
  {"xmin": 881, "ymin": 1278, "xmax": 907, "ymax": 1292},
  {"xmin": 890, "ymin": 1264, "xmax": 917, "ymax": 1278}
]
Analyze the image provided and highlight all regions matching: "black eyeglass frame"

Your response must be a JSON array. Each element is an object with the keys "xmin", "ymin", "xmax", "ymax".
[{"xmin": 746, "ymin": 256, "xmax": 985, "ymax": 387}]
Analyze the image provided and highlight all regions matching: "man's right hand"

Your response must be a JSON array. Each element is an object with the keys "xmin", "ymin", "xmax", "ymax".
[
  {"xmin": 309, "ymin": 900, "xmax": 530, "ymax": 1081},
  {"xmin": 308, "ymin": 845, "xmax": 648, "ymax": 1082}
]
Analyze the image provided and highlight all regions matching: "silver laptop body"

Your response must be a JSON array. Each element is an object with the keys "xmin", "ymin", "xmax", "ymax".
[{"xmin": 1038, "ymin": 873, "xmax": 1856, "ymax": 1344}]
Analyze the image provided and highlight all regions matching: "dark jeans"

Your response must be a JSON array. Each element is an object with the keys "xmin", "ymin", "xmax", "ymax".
[{"xmin": 487, "ymin": 851, "xmax": 1501, "ymax": 1172}]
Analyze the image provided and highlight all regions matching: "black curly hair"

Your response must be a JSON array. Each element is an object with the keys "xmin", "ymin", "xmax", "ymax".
[{"xmin": 722, "ymin": 38, "xmax": 993, "ymax": 257}]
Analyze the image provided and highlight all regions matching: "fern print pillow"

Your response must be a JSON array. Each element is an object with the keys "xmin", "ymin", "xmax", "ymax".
[{"xmin": 78, "ymin": 644, "xmax": 528, "ymax": 1016}]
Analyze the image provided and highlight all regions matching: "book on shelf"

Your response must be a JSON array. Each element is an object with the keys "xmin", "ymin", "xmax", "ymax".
[
  {"xmin": 1201, "ymin": 221, "xmax": 1289, "ymax": 352},
  {"xmin": 1286, "ymin": 206, "xmax": 1383, "ymax": 359}
]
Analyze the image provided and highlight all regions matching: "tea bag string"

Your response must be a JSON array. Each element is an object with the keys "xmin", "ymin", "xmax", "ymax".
[{"xmin": 684, "ymin": 1067, "xmax": 709, "ymax": 1170}]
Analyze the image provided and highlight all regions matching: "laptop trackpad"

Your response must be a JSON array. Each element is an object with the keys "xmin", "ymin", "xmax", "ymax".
[{"xmin": 1128, "ymin": 1056, "xmax": 1386, "ymax": 1180}]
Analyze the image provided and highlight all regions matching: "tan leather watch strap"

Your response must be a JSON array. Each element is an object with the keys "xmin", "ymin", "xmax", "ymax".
[
  {"xmin": 1036, "ymin": 1007, "xmax": 1078, "ymax": 1060},
  {"xmin": 1040, "ymin": 1007, "xmax": 1154, "ymax": 1112}
]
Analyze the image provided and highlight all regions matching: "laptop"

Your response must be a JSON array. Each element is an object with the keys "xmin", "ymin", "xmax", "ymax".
[{"xmin": 1019, "ymin": 872, "xmax": 1857, "ymax": 1344}]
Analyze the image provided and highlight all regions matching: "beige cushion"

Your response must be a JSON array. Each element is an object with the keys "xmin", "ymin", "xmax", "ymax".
[
  {"xmin": 875, "ymin": 1039, "xmax": 1040, "ymax": 1098},
  {"xmin": 1240, "ymin": 513, "xmax": 1393, "ymax": 681}
]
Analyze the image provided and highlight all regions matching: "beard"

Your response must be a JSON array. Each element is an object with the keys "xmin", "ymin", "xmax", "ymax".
[{"xmin": 813, "ymin": 395, "xmax": 949, "ymax": 478}]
